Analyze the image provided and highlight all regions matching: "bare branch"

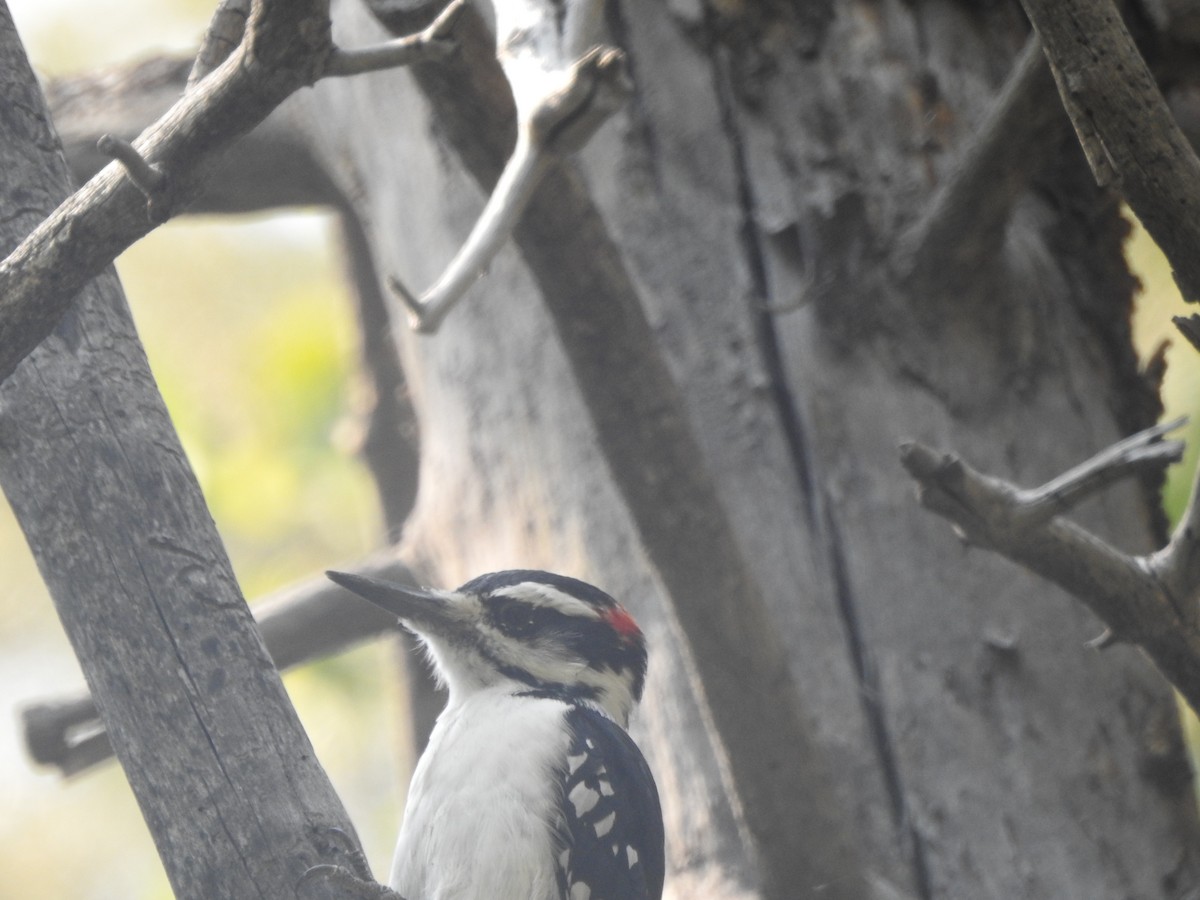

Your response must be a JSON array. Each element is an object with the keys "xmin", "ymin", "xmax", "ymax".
[
  {"xmin": 0, "ymin": 0, "xmax": 471, "ymax": 382},
  {"xmin": 1019, "ymin": 0, "xmax": 1200, "ymax": 302},
  {"xmin": 1016, "ymin": 417, "xmax": 1186, "ymax": 525},
  {"xmin": 0, "ymin": 0, "xmax": 334, "ymax": 382},
  {"xmin": 901, "ymin": 422, "xmax": 1200, "ymax": 716},
  {"xmin": 96, "ymin": 133, "xmax": 166, "ymax": 194},
  {"xmin": 324, "ymin": 0, "xmax": 465, "ymax": 77},
  {"xmin": 392, "ymin": 10, "xmax": 631, "ymax": 333},
  {"xmin": 48, "ymin": 57, "xmax": 343, "ymax": 213},
  {"xmin": 898, "ymin": 35, "xmax": 1065, "ymax": 290},
  {"xmin": 390, "ymin": 132, "xmax": 550, "ymax": 333},
  {"xmin": 22, "ymin": 697, "xmax": 114, "ymax": 779},
  {"xmin": 22, "ymin": 552, "xmax": 410, "ymax": 778}
]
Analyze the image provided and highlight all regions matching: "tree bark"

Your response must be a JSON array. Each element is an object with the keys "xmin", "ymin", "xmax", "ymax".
[
  {"xmin": 288, "ymin": 1, "xmax": 1200, "ymax": 896},
  {"xmin": 0, "ymin": 6, "xmax": 362, "ymax": 898}
]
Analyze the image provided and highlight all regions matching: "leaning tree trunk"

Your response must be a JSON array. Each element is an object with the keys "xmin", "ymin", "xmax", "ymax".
[{"xmin": 279, "ymin": 0, "xmax": 1200, "ymax": 897}]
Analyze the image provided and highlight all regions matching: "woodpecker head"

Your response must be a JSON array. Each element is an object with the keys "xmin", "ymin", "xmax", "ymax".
[{"xmin": 327, "ymin": 569, "xmax": 648, "ymax": 726}]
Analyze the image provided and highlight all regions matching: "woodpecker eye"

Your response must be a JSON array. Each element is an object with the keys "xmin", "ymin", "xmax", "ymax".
[{"xmin": 492, "ymin": 600, "xmax": 539, "ymax": 637}]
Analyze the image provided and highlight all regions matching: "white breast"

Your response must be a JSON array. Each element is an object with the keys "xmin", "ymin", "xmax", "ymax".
[{"xmin": 390, "ymin": 689, "xmax": 572, "ymax": 900}]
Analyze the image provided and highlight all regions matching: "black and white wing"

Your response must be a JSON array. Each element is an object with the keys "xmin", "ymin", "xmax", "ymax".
[{"xmin": 556, "ymin": 705, "xmax": 664, "ymax": 900}]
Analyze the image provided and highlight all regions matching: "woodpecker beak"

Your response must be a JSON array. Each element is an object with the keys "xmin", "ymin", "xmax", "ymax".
[{"xmin": 326, "ymin": 570, "xmax": 467, "ymax": 637}]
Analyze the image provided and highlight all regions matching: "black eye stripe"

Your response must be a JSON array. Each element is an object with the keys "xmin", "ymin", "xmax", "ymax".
[
  {"xmin": 488, "ymin": 597, "xmax": 570, "ymax": 636},
  {"xmin": 485, "ymin": 597, "xmax": 643, "ymax": 666}
]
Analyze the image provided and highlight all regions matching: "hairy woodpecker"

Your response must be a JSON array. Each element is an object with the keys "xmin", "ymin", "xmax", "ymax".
[{"xmin": 327, "ymin": 568, "xmax": 664, "ymax": 900}]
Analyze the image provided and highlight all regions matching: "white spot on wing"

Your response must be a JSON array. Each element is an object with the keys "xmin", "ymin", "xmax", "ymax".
[
  {"xmin": 598, "ymin": 778, "xmax": 614, "ymax": 796},
  {"xmin": 594, "ymin": 811, "xmax": 616, "ymax": 837},
  {"xmin": 567, "ymin": 752, "xmax": 587, "ymax": 775},
  {"xmin": 569, "ymin": 883, "xmax": 591, "ymax": 900},
  {"xmin": 569, "ymin": 781, "xmax": 600, "ymax": 816},
  {"xmin": 627, "ymin": 845, "xmax": 639, "ymax": 868}
]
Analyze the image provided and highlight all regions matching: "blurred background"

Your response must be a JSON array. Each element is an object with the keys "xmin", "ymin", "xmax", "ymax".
[{"xmin": 0, "ymin": 2, "xmax": 1197, "ymax": 898}]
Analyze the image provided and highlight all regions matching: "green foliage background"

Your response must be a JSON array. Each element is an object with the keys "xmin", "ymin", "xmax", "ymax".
[
  {"xmin": 1126, "ymin": 223, "xmax": 1200, "ymax": 792},
  {"xmin": 0, "ymin": 3, "xmax": 1198, "ymax": 899}
]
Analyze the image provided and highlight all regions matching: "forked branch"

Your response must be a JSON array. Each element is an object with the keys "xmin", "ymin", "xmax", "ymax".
[
  {"xmin": 0, "ymin": 0, "xmax": 467, "ymax": 383},
  {"xmin": 390, "ymin": 3, "xmax": 631, "ymax": 333},
  {"xmin": 902, "ymin": 419, "xmax": 1200, "ymax": 715}
]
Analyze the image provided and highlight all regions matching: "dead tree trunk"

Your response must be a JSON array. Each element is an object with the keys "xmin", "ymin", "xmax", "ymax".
[{"xmin": 292, "ymin": 1, "xmax": 1200, "ymax": 897}]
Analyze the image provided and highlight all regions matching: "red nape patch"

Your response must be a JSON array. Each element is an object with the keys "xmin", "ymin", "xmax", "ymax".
[{"xmin": 604, "ymin": 605, "xmax": 642, "ymax": 640}]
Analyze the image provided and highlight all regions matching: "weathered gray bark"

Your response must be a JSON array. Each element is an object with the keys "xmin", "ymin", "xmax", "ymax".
[
  {"xmin": 23, "ymin": 552, "xmax": 408, "ymax": 776},
  {"xmin": 0, "ymin": 6, "xmax": 364, "ymax": 898},
  {"xmin": 295, "ymin": 1, "xmax": 1200, "ymax": 897},
  {"xmin": 1020, "ymin": 0, "xmax": 1200, "ymax": 304}
]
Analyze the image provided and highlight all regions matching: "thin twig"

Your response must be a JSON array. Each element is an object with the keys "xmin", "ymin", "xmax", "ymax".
[
  {"xmin": 323, "ymin": 0, "xmax": 465, "ymax": 77},
  {"xmin": 391, "ymin": 131, "xmax": 551, "ymax": 332},
  {"xmin": 96, "ymin": 134, "xmax": 166, "ymax": 193},
  {"xmin": 1016, "ymin": 417, "xmax": 1186, "ymax": 525},
  {"xmin": 392, "ymin": 25, "xmax": 631, "ymax": 333}
]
